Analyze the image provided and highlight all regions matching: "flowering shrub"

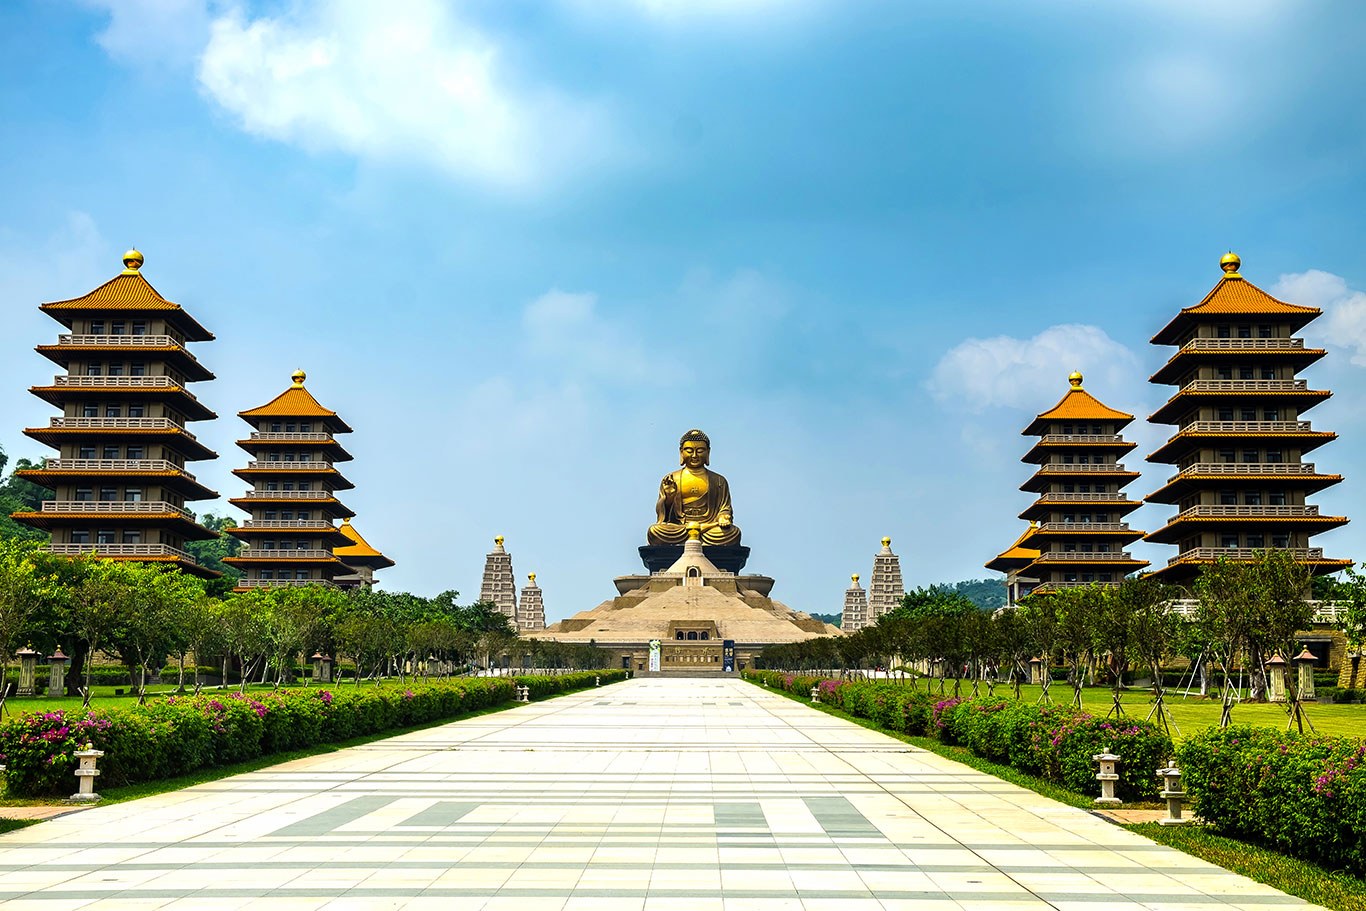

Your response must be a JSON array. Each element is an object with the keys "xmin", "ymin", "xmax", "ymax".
[
  {"xmin": 1178, "ymin": 726, "xmax": 1366, "ymax": 874},
  {"xmin": 0, "ymin": 672, "xmax": 624, "ymax": 797}
]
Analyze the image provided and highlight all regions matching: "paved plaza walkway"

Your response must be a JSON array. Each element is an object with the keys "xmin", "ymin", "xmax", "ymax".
[{"xmin": 0, "ymin": 678, "xmax": 1321, "ymax": 910}]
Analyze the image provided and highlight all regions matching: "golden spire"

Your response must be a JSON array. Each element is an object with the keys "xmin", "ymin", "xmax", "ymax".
[
  {"xmin": 881, "ymin": 536, "xmax": 891, "ymax": 547},
  {"xmin": 1068, "ymin": 370, "xmax": 1083, "ymax": 389},
  {"xmin": 291, "ymin": 369, "xmax": 306, "ymax": 388},
  {"xmin": 494, "ymin": 535, "xmax": 504, "ymax": 547},
  {"xmin": 528, "ymin": 572, "xmax": 536, "ymax": 584},
  {"xmin": 1220, "ymin": 251, "xmax": 1242, "ymax": 279},
  {"xmin": 851, "ymin": 573, "xmax": 860, "ymax": 584},
  {"xmin": 121, "ymin": 248, "xmax": 144, "ymax": 274}
]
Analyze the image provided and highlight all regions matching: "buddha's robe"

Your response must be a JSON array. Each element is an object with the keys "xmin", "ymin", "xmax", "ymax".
[{"xmin": 648, "ymin": 468, "xmax": 742, "ymax": 546}]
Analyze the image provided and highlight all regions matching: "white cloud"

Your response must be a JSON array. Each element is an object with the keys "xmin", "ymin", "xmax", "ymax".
[
  {"xmin": 80, "ymin": 0, "xmax": 212, "ymax": 67},
  {"xmin": 1273, "ymin": 269, "xmax": 1366, "ymax": 367},
  {"xmin": 521, "ymin": 289, "xmax": 652, "ymax": 383},
  {"xmin": 196, "ymin": 0, "xmax": 621, "ymax": 191},
  {"xmin": 927, "ymin": 323, "xmax": 1141, "ymax": 413}
]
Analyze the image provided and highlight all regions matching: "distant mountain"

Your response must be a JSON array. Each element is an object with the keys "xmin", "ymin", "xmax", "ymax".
[
  {"xmin": 945, "ymin": 578, "xmax": 1007, "ymax": 610},
  {"xmin": 809, "ymin": 612, "xmax": 842, "ymax": 628}
]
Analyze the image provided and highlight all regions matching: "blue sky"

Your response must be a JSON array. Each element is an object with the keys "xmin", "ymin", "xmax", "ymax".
[{"xmin": 3, "ymin": 1, "xmax": 1366, "ymax": 620}]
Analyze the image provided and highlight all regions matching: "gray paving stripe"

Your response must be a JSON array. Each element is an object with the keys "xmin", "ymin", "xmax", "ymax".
[
  {"xmin": 266, "ymin": 794, "xmax": 395, "ymax": 837},
  {"xmin": 803, "ymin": 795, "xmax": 887, "ymax": 839},
  {"xmin": 398, "ymin": 800, "xmax": 480, "ymax": 827}
]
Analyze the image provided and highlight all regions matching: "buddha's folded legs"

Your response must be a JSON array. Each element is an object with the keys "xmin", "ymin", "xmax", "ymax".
[{"xmin": 647, "ymin": 522, "xmax": 741, "ymax": 547}]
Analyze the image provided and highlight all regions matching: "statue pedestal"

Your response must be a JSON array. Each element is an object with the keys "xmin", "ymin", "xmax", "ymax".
[{"xmin": 639, "ymin": 545, "xmax": 749, "ymax": 574}]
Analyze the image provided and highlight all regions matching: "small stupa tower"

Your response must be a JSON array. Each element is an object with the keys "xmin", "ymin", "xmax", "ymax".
[
  {"xmin": 841, "ymin": 574, "xmax": 869, "ymax": 631},
  {"xmin": 867, "ymin": 536, "xmax": 906, "ymax": 624},
  {"xmin": 519, "ymin": 573, "xmax": 546, "ymax": 632},
  {"xmin": 479, "ymin": 536, "xmax": 518, "ymax": 622}
]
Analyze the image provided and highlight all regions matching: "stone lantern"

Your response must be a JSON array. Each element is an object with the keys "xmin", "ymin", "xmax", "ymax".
[
  {"xmin": 1155, "ymin": 760, "xmax": 1190, "ymax": 826},
  {"xmin": 15, "ymin": 645, "xmax": 38, "ymax": 696},
  {"xmin": 1092, "ymin": 749, "xmax": 1122, "ymax": 806},
  {"xmin": 310, "ymin": 652, "xmax": 325, "ymax": 684},
  {"xmin": 810, "ymin": 685, "xmax": 821, "ymax": 704},
  {"xmin": 1029, "ymin": 657, "xmax": 1044, "ymax": 685},
  {"xmin": 1293, "ymin": 647, "xmax": 1318, "ymax": 701},
  {"xmin": 1264, "ymin": 652, "xmax": 1288, "ymax": 702},
  {"xmin": 70, "ymin": 742, "xmax": 104, "ymax": 803},
  {"xmin": 427, "ymin": 654, "xmax": 439, "ymax": 677},
  {"xmin": 48, "ymin": 649, "xmax": 69, "ymax": 697},
  {"xmin": 321, "ymin": 655, "xmax": 334, "ymax": 684}
]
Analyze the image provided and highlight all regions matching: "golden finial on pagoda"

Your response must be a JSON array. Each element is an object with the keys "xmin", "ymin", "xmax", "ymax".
[
  {"xmin": 291, "ymin": 369, "xmax": 306, "ymax": 387},
  {"xmin": 881, "ymin": 536, "xmax": 891, "ymax": 547},
  {"xmin": 1068, "ymin": 370, "xmax": 1083, "ymax": 389},
  {"xmin": 1220, "ymin": 251, "xmax": 1242, "ymax": 279},
  {"xmin": 121, "ymin": 248, "xmax": 144, "ymax": 274},
  {"xmin": 851, "ymin": 573, "xmax": 860, "ymax": 584},
  {"xmin": 528, "ymin": 572, "xmax": 536, "ymax": 583},
  {"xmin": 494, "ymin": 535, "xmax": 504, "ymax": 547}
]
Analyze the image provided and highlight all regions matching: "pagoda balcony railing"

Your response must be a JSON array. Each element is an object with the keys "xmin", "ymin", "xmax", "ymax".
[
  {"xmin": 1179, "ymin": 379, "xmax": 1309, "ymax": 393},
  {"xmin": 57, "ymin": 333, "xmax": 194, "ymax": 355},
  {"xmin": 1165, "ymin": 598, "xmax": 1344, "ymax": 623},
  {"xmin": 1034, "ymin": 522, "xmax": 1132, "ymax": 533},
  {"xmin": 1031, "ymin": 551, "xmax": 1135, "ymax": 562},
  {"xmin": 1177, "ymin": 337, "xmax": 1305, "ymax": 352},
  {"xmin": 1036, "ymin": 463, "xmax": 1130, "ymax": 473},
  {"xmin": 44, "ymin": 542, "xmax": 198, "ymax": 562},
  {"xmin": 1034, "ymin": 493, "xmax": 1129, "ymax": 503},
  {"xmin": 1168, "ymin": 462, "xmax": 1317, "ymax": 482},
  {"xmin": 238, "ymin": 549, "xmax": 338, "ymax": 560},
  {"xmin": 1036, "ymin": 434, "xmax": 1125, "ymax": 444},
  {"xmin": 247, "ymin": 432, "xmax": 334, "ymax": 442},
  {"xmin": 241, "ymin": 520, "xmax": 338, "ymax": 530},
  {"xmin": 44, "ymin": 499, "xmax": 195, "ymax": 519},
  {"xmin": 235, "ymin": 579, "xmax": 339, "ymax": 589},
  {"xmin": 238, "ymin": 490, "xmax": 334, "ymax": 500},
  {"xmin": 48, "ymin": 417, "xmax": 194, "ymax": 436},
  {"xmin": 245, "ymin": 461, "xmax": 335, "ymax": 470},
  {"xmin": 43, "ymin": 458, "xmax": 195, "ymax": 478},
  {"xmin": 1175, "ymin": 420, "xmax": 1313, "ymax": 434},
  {"xmin": 52, "ymin": 375, "xmax": 196, "ymax": 396},
  {"xmin": 1167, "ymin": 546, "xmax": 1323, "ymax": 566},
  {"xmin": 1029, "ymin": 581, "xmax": 1123, "ymax": 593},
  {"xmin": 1170, "ymin": 504, "xmax": 1321, "ymax": 520}
]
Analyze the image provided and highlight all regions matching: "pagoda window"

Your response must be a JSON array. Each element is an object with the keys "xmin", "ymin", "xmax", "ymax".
[
  {"xmin": 1240, "ymin": 408, "xmax": 1256, "ymax": 421},
  {"xmin": 299, "ymin": 482, "xmax": 312, "ymax": 491},
  {"xmin": 1100, "ymin": 573, "xmax": 1113, "ymax": 582},
  {"xmin": 281, "ymin": 511, "xmax": 294, "ymax": 520},
  {"xmin": 266, "ymin": 482, "xmax": 278, "ymax": 491},
  {"xmin": 269, "ymin": 451, "xmax": 280, "ymax": 460},
  {"xmin": 102, "ymin": 446, "xmax": 119, "ymax": 459},
  {"xmin": 87, "ymin": 364, "xmax": 102, "ymax": 376},
  {"xmin": 96, "ymin": 529, "xmax": 116, "ymax": 545},
  {"xmin": 130, "ymin": 362, "xmax": 146, "ymax": 376},
  {"xmin": 1062, "ymin": 483, "xmax": 1074, "ymax": 493},
  {"xmin": 1239, "ymin": 366, "xmax": 1254, "ymax": 379},
  {"xmin": 1258, "ymin": 325, "xmax": 1274, "ymax": 338},
  {"xmin": 89, "ymin": 320, "xmax": 105, "ymax": 334},
  {"xmin": 1242, "ymin": 449, "xmax": 1258, "ymax": 463},
  {"xmin": 1079, "ymin": 484, "xmax": 1091, "ymax": 492},
  {"xmin": 1220, "ymin": 534, "xmax": 1238, "ymax": 548},
  {"xmin": 105, "ymin": 404, "xmax": 121, "ymax": 418},
  {"xmin": 270, "ymin": 422, "xmax": 282, "ymax": 432},
  {"xmin": 299, "ymin": 453, "xmax": 312, "ymax": 463},
  {"xmin": 285, "ymin": 422, "xmax": 297, "ymax": 432},
  {"xmin": 1217, "ymin": 366, "xmax": 1233, "ymax": 380},
  {"xmin": 298, "ymin": 511, "xmax": 310, "ymax": 520},
  {"xmin": 71, "ymin": 530, "xmax": 90, "ymax": 544},
  {"xmin": 1096, "ymin": 544, "xmax": 1110, "ymax": 553},
  {"xmin": 263, "ymin": 541, "xmax": 276, "ymax": 550},
  {"xmin": 284, "ymin": 453, "xmax": 296, "ymax": 462},
  {"xmin": 1237, "ymin": 325, "xmax": 1252, "ymax": 339},
  {"xmin": 295, "ymin": 570, "xmax": 309, "ymax": 580},
  {"xmin": 1216, "ymin": 324, "xmax": 1231, "ymax": 338},
  {"xmin": 282, "ymin": 482, "xmax": 295, "ymax": 492},
  {"xmin": 1062, "ymin": 424, "xmax": 1073, "ymax": 434},
  {"xmin": 78, "ymin": 446, "xmax": 96, "ymax": 458},
  {"xmin": 1217, "ymin": 448, "xmax": 1235, "ymax": 463},
  {"xmin": 1081, "ymin": 573, "xmax": 1095, "ymax": 583},
  {"xmin": 261, "ymin": 570, "xmax": 274, "ymax": 580},
  {"xmin": 1261, "ymin": 366, "xmax": 1277, "ymax": 379},
  {"xmin": 1266, "ymin": 449, "xmax": 1282, "ymax": 462},
  {"xmin": 1270, "ymin": 491, "xmax": 1287, "ymax": 506},
  {"xmin": 300, "ymin": 422, "xmax": 312, "ymax": 432},
  {"xmin": 110, "ymin": 321, "xmax": 126, "ymax": 335},
  {"xmin": 74, "ymin": 487, "xmax": 93, "ymax": 501},
  {"xmin": 1247, "ymin": 534, "xmax": 1265, "ymax": 548},
  {"xmin": 264, "ymin": 510, "xmax": 277, "ymax": 519},
  {"xmin": 126, "ymin": 445, "xmax": 143, "ymax": 458},
  {"xmin": 81, "ymin": 404, "xmax": 98, "ymax": 417},
  {"xmin": 1264, "ymin": 409, "xmax": 1279, "ymax": 421},
  {"xmin": 1091, "ymin": 424, "xmax": 1104, "ymax": 434},
  {"xmin": 98, "ymin": 487, "xmax": 117, "ymax": 502},
  {"xmin": 1219, "ymin": 490, "xmax": 1237, "ymax": 505},
  {"xmin": 1062, "ymin": 454, "xmax": 1074, "ymax": 464},
  {"xmin": 122, "ymin": 530, "xmax": 142, "ymax": 544},
  {"xmin": 1064, "ymin": 573, "xmax": 1078, "ymax": 582},
  {"xmin": 127, "ymin": 403, "xmax": 144, "ymax": 417},
  {"xmin": 1218, "ymin": 408, "xmax": 1234, "ymax": 421},
  {"xmin": 1272, "ymin": 534, "xmax": 1291, "ymax": 548},
  {"xmin": 126, "ymin": 488, "xmax": 143, "ymax": 502},
  {"xmin": 108, "ymin": 363, "xmax": 124, "ymax": 377}
]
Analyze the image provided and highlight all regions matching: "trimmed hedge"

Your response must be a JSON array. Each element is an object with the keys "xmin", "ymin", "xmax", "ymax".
[
  {"xmin": 0, "ymin": 670, "xmax": 627, "ymax": 796},
  {"xmin": 1177, "ymin": 725, "xmax": 1366, "ymax": 875},
  {"xmin": 745, "ymin": 670, "xmax": 1171, "ymax": 801}
]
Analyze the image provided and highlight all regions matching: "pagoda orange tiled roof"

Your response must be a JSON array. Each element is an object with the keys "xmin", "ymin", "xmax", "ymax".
[
  {"xmin": 985, "ymin": 524, "xmax": 1041, "ymax": 572},
  {"xmin": 336, "ymin": 519, "xmax": 395, "ymax": 568},
  {"xmin": 1023, "ymin": 373, "xmax": 1132, "ymax": 434},
  {"xmin": 39, "ymin": 259, "xmax": 214, "ymax": 342},
  {"xmin": 239, "ymin": 372, "xmax": 355, "ymax": 432},
  {"xmin": 1152, "ymin": 254, "xmax": 1321, "ymax": 344}
]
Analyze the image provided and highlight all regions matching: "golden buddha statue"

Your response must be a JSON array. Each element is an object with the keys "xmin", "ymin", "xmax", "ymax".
[{"xmin": 647, "ymin": 429, "xmax": 742, "ymax": 547}]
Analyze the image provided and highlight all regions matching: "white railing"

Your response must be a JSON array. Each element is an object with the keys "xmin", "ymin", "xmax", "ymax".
[
  {"xmin": 1179, "ymin": 338, "xmax": 1305, "ymax": 351},
  {"xmin": 43, "ymin": 500, "xmax": 194, "ymax": 519},
  {"xmin": 245, "ymin": 461, "xmax": 334, "ymax": 470},
  {"xmin": 48, "ymin": 417, "xmax": 194, "ymax": 437},
  {"xmin": 57, "ymin": 333, "xmax": 192, "ymax": 353},
  {"xmin": 1166, "ymin": 598, "xmax": 1345, "ymax": 623},
  {"xmin": 237, "ymin": 490, "xmax": 334, "ymax": 500},
  {"xmin": 43, "ymin": 458, "xmax": 194, "ymax": 478},
  {"xmin": 235, "ymin": 579, "xmax": 339, "ymax": 589},
  {"xmin": 52, "ymin": 375, "xmax": 188, "ymax": 390},
  {"xmin": 1032, "ymin": 551, "xmax": 1135, "ymax": 562},
  {"xmin": 1168, "ymin": 462, "xmax": 1318, "ymax": 482},
  {"xmin": 236, "ymin": 549, "xmax": 338, "ymax": 560},
  {"xmin": 1036, "ymin": 434, "xmax": 1125, "ymax": 445},
  {"xmin": 1033, "ymin": 522, "xmax": 1132, "ymax": 533},
  {"xmin": 1167, "ymin": 546, "xmax": 1324, "ymax": 566},
  {"xmin": 1176, "ymin": 420, "xmax": 1314, "ymax": 434},
  {"xmin": 1180, "ymin": 379, "xmax": 1309, "ymax": 393},
  {"xmin": 241, "ymin": 520, "xmax": 338, "ymax": 530},
  {"xmin": 1036, "ymin": 463, "xmax": 1131, "ymax": 473},
  {"xmin": 247, "ymin": 432, "xmax": 333, "ymax": 442},
  {"xmin": 1035, "ymin": 493, "xmax": 1132, "ymax": 503},
  {"xmin": 1169, "ymin": 505, "xmax": 1321, "ymax": 519},
  {"xmin": 43, "ymin": 543, "xmax": 197, "ymax": 562}
]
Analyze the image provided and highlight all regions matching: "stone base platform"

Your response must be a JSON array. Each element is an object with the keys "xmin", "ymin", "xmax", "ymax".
[{"xmin": 639, "ymin": 543, "xmax": 750, "ymax": 573}]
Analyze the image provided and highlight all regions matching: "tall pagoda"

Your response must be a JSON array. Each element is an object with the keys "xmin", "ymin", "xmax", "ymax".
[
  {"xmin": 224, "ymin": 370, "xmax": 356, "ymax": 589},
  {"xmin": 11, "ymin": 249, "xmax": 220, "ymax": 576},
  {"xmin": 866, "ymin": 536, "xmax": 906, "ymax": 624},
  {"xmin": 1012, "ymin": 373, "xmax": 1148, "ymax": 591},
  {"xmin": 841, "ymin": 573, "xmax": 869, "ymax": 631},
  {"xmin": 333, "ymin": 518, "xmax": 395, "ymax": 589},
  {"xmin": 985, "ymin": 523, "xmax": 1041, "ymax": 605},
  {"xmin": 479, "ymin": 536, "xmax": 518, "ymax": 622},
  {"xmin": 1143, "ymin": 253, "xmax": 1349, "ymax": 581},
  {"xmin": 519, "ymin": 573, "xmax": 546, "ymax": 632}
]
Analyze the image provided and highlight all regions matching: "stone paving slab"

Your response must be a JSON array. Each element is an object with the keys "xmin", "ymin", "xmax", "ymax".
[{"xmin": 0, "ymin": 679, "xmax": 1323, "ymax": 910}]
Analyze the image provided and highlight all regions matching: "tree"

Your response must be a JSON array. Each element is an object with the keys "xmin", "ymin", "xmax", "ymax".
[
  {"xmin": 266, "ymin": 585, "xmax": 341, "ymax": 685},
  {"xmin": 0, "ymin": 450, "xmax": 51, "ymax": 544},
  {"xmin": 179, "ymin": 592, "xmax": 226, "ymax": 691},
  {"xmin": 991, "ymin": 606, "xmax": 1032, "ymax": 699},
  {"xmin": 220, "ymin": 589, "xmax": 273, "ymax": 692},
  {"xmin": 0, "ymin": 541, "xmax": 52, "ymax": 694},
  {"xmin": 1018, "ymin": 594, "xmax": 1060, "ymax": 703},
  {"xmin": 108, "ymin": 564, "xmax": 202, "ymax": 701},
  {"xmin": 1116, "ymin": 575, "xmax": 1182, "ymax": 734},
  {"xmin": 1089, "ymin": 582, "xmax": 1136, "ymax": 718},
  {"xmin": 183, "ymin": 513, "xmax": 242, "ymax": 595},
  {"xmin": 68, "ymin": 559, "xmax": 133, "ymax": 706},
  {"xmin": 1051, "ymin": 585, "xmax": 1101, "ymax": 709}
]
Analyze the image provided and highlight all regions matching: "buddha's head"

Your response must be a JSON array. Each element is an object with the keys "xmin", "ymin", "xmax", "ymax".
[{"xmin": 679, "ymin": 429, "xmax": 710, "ymax": 469}]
